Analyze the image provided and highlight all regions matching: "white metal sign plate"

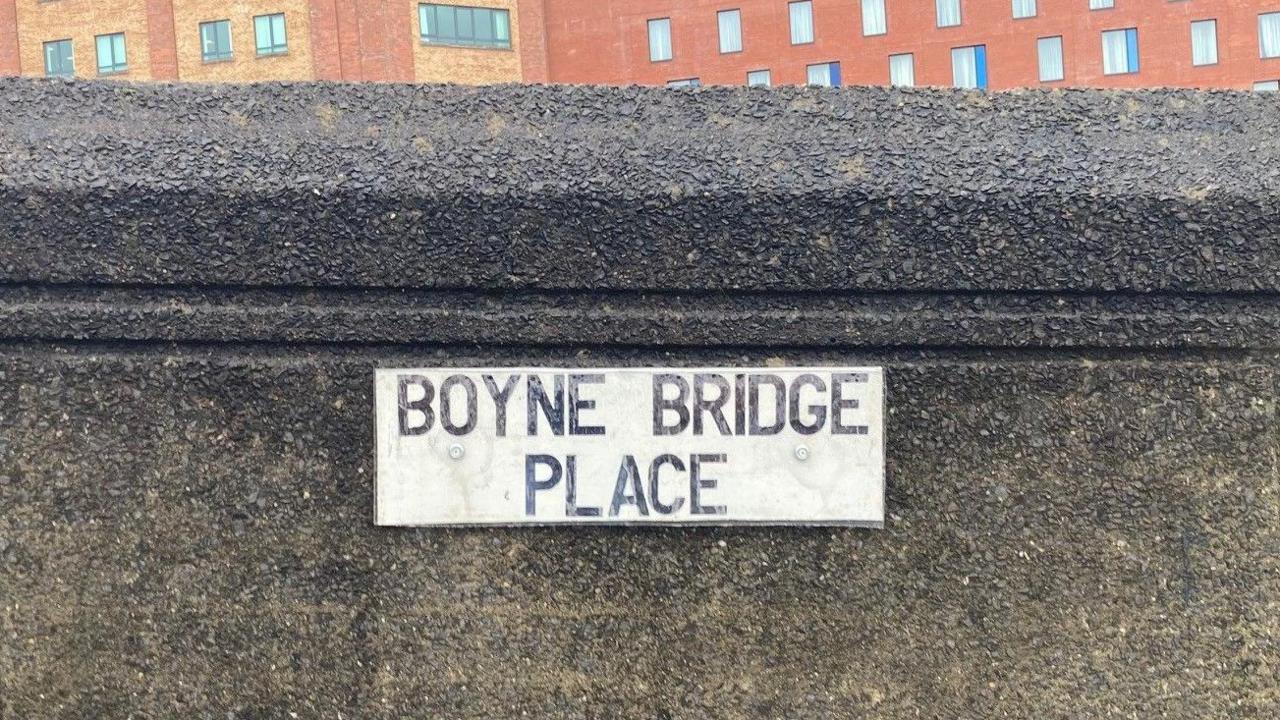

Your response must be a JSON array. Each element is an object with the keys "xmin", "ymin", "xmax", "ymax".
[{"xmin": 375, "ymin": 367, "xmax": 884, "ymax": 527}]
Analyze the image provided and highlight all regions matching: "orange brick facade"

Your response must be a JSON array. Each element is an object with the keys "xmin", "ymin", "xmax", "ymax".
[
  {"xmin": 1, "ymin": 0, "xmax": 1278, "ymax": 88},
  {"xmin": 541, "ymin": 0, "xmax": 1280, "ymax": 90},
  {"xmin": 0, "ymin": 0, "xmax": 540, "ymax": 83}
]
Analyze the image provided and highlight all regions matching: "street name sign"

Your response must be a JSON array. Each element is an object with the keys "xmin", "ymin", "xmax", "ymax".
[{"xmin": 374, "ymin": 367, "xmax": 884, "ymax": 527}]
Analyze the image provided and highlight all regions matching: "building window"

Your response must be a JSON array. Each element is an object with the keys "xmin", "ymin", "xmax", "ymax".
[
  {"xmin": 254, "ymin": 13, "xmax": 288, "ymax": 56},
  {"xmin": 667, "ymin": 78, "xmax": 701, "ymax": 88},
  {"xmin": 648, "ymin": 18, "xmax": 672, "ymax": 61},
  {"xmin": 862, "ymin": 0, "xmax": 886, "ymax": 36},
  {"xmin": 1090, "ymin": 0, "xmax": 1114, "ymax": 9},
  {"xmin": 1013, "ymin": 0, "xmax": 1036, "ymax": 19},
  {"xmin": 1254, "ymin": 80, "xmax": 1279, "ymax": 91},
  {"xmin": 888, "ymin": 53, "xmax": 914, "ymax": 87},
  {"xmin": 718, "ymin": 10, "xmax": 742, "ymax": 53},
  {"xmin": 43, "ymin": 39, "xmax": 73, "ymax": 77},
  {"xmin": 747, "ymin": 69, "xmax": 771, "ymax": 86},
  {"xmin": 952, "ymin": 45, "xmax": 987, "ymax": 89},
  {"xmin": 806, "ymin": 61, "xmax": 840, "ymax": 87},
  {"xmin": 1262, "ymin": 13, "xmax": 1280, "ymax": 58},
  {"xmin": 419, "ymin": 4, "xmax": 511, "ymax": 49},
  {"xmin": 95, "ymin": 33, "xmax": 127, "ymax": 75},
  {"xmin": 1102, "ymin": 28, "xmax": 1139, "ymax": 74},
  {"xmin": 1037, "ymin": 36, "xmax": 1064, "ymax": 81},
  {"xmin": 200, "ymin": 20, "xmax": 233, "ymax": 62},
  {"xmin": 1191, "ymin": 20, "xmax": 1218, "ymax": 66},
  {"xmin": 936, "ymin": 0, "xmax": 961, "ymax": 28},
  {"xmin": 790, "ymin": 1, "xmax": 814, "ymax": 44}
]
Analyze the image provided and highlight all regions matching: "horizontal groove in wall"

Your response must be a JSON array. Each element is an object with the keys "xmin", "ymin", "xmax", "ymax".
[{"xmin": 0, "ymin": 285, "xmax": 1277, "ymax": 350}]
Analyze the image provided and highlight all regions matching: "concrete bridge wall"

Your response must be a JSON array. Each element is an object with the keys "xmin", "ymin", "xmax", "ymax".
[{"xmin": 0, "ymin": 78, "xmax": 1277, "ymax": 718}]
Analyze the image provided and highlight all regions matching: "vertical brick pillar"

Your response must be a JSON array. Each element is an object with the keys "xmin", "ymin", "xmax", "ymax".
[
  {"xmin": 309, "ymin": 0, "xmax": 344, "ymax": 80},
  {"xmin": 517, "ymin": 0, "xmax": 549, "ymax": 83},
  {"xmin": 0, "ymin": 0, "xmax": 20, "ymax": 76},
  {"xmin": 144, "ymin": 0, "xmax": 178, "ymax": 80},
  {"xmin": 310, "ymin": 0, "xmax": 413, "ymax": 82}
]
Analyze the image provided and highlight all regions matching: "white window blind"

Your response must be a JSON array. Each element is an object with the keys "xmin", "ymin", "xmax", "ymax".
[
  {"xmin": 889, "ymin": 53, "xmax": 914, "ymax": 87},
  {"xmin": 952, "ymin": 46, "xmax": 977, "ymax": 88},
  {"xmin": 648, "ymin": 18, "xmax": 672, "ymax": 62},
  {"xmin": 790, "ymin": 1, "xmax": 814, "ymax": 44},
  {"xmin": 862, "ymin": 0, "xmax": 887, "ymax": 36},
  {"xmin": 1191, "ymin": 20, "xmax": 1217, "ymax": 66},
  {"xmin": 747, "ymin": 69, "xmax": 771, "ymax": 86},
  {"xmin": 718, "ymin": 10, "xmax": 742, "ymax": 53},
  {"xmin": 1261, "ymin": 13, "xmax": 1280, "ymax": 58},
  {"xmin": 936, "ymin": 0, "xmax": 961, "ymax": 28},
  {"xmin": 1090, "ymin": 0, "xmax": 1113, "ymax": 9},
  {"xmin": 1013, "ymin": 0, "xmax": 1036, "ymax": 19},
  {"xmin": 1037, "ymin": 36, "xmax": 1063, "ymax": 81}
]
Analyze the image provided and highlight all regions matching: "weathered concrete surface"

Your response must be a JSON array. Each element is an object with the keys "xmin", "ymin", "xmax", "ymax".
[
  {"xmin": 0, "ymin": 78, "xmax": 1278, "ymax": 719},
  {"xmin": 1, "ymin": 78, "xmax": 1279, "ymax": 294}
]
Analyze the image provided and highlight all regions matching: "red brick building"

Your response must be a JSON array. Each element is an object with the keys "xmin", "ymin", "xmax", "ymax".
[
  {"xmin": 2, "ymin": 0, "xmax": 1279, "ymax": 89},
  {"xmin": 541, "ymin": 0, "xmax": 1280, "ymax": 90}
]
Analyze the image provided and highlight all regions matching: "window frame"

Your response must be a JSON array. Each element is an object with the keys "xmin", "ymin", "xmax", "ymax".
[
  {"xmin": 746, "ymin": 69, "xmax": 771, "ymax": 87},
  {"xmin": 789, "ymin": 1, "xmax": 815, "ymax": 45},
  {"xmin": 888, "ymin": 53, "xmax": 915, "ymax": 87},
  {"xmin": 1261, "ymin": 12, "xmax": 1280, "ymax": 59},
  {"xmin": 1037, "ymin": 35, "xmax": 1064, "ymax": 82},
  {"xmin": 861, "ymin": 0, "xmax": 887, "ymax": 37},
  {"xmin": 717, "ymin": 9, "xmax": 743, "ymax": 54},
  {"xmin": 200, "ymin": 20, "xmax": 234, "ymax": 63},
  {"xmin": 253, "ymin": 13, "xmax": 288, "ymax": 56},
  {"xmin": 1190, "ymin": 19, "xmax": 1218, "ymax": 67},
  {"xmin": 1090, "ymin": 0, "xmax": 1115, "ymax": 10},
  {"xmin": 1101, "ymin": 27, "xmax": 1139, "ymax": 75},
  {"xmin": 1012, "ymin": 0, "xmax": 1037, "ymax": 20},
  {"xmin": 951, "ymin": 44, "xmax": 988, "ymax": 90},
  {"xmin": 936, "ymin": 0, "xmax": 962, "ymax": 29},
  {"xmin": 647, "ymin": 17, "xmax": 672, "ymax": 62},
  {"xmin": 805, "ymin": 61, "xmax": 841, "ymax": 87},
  {"xmin": 43, "ymin": 38, "xmax": 74, "ymax": 78},
  {"xmin": 419, "ymin": 4, "xmax": 513, "ymax": 49},
  {"xmin": 95, "ymin": 32, "xmax": 127, "ymax": 75}
]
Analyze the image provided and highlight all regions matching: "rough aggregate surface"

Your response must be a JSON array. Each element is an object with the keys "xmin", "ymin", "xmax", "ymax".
[
  {"xmin": 0, "ymin": 79, "xmax": 1278, "ymax": 719},
  {"xmin": 0, "ymin": 78, "xmax": 1279, "ymax": 292}
]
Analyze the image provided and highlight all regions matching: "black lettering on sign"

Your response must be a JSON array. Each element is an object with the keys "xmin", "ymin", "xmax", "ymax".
[
  {"xmin": 564, "ymin": 455, "xmax": 602, "ymax": 517},
  {"xmin": 568, "ymin": 373, "xmax": 606, "ymax": 436},
  {"xmin": 789, "ymin": 373, "xmax": 828, "ymax": 435},
  {"xmin": 482, "ymin": 374, "xmax": 520, "ymax": 437},
  {"xmin": 748, "ymin": 374, "xmax": 786, "ymax": 435},
  {"xmin": 608, "ymin": 455, "xmax": 650, "ymax": 517},
  {"xmin": 397, "ymin": 374, "xmax": 434, "ymax": 436},
  {"xmin": 524, "ymin": 454, "xmax": 562, "ymax": 515},
  {"xmin": 527, "ymin": 374, "xmax": 565, "ymax": 436},
  {"xmin": 690, "ymin": 453, "xmax": 727, "ymax": 515},
  {"xmin": 652, "ymin": 374, "xmax": 690, "ymax": 436},
  {"xmin": 648, "ymin": 454, "xmax": 687, "ymax": 515},
  {"xmin": 831, "ymin": 373, "xmax": 866, "ymax": 435},
  {"xmin": 692, "ymin": 374, "xmax": 732, "ymax": 436},
  {"xmin": 734, "ymin": 373, "xmax": 747, "ymax": 435},
  {"xmin": 439, "ymin": 375, "xmax": 478, "ymax": 436}
]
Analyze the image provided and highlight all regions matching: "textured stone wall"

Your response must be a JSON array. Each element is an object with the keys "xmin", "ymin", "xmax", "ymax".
[{"xmin": 0, "ymin": 78, "xmax": 1276, "ymax": 719}]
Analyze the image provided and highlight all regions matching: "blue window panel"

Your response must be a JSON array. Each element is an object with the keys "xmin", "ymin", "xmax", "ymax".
[
  {"xmin": 974, "ymin": 45, "xmax": 988, "ymax": 89},
  {"xmin": 1124, "ymin": 28, "xmax": 1139, "ymax": 72},
  {"xmin": 829, "ymin": 62, "xmax": 842, "ymax": 87}
]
